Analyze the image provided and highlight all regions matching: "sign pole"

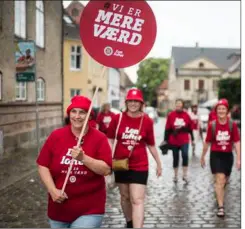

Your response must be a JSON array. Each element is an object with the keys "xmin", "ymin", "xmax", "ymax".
[
  {"xmin": 61, "ymin": 66, "xmax": 107, "ymax": 194},
  {"xmin": 34, "ymin": 41, "xmax": 40, "ymax": 153},
  {"xmin": 61, "ymin": 0, "xmax": 157, "ymax": 194}
]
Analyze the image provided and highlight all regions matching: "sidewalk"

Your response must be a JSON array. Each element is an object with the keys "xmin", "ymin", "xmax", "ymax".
[{"xmin": 0, "ymin": 147, "xmax": 38, "ymax": 191}]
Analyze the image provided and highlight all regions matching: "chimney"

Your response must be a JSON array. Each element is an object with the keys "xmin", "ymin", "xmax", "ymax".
[{"xmin": 195, "ymin": 42, "xmax": 199, "ymax": 48}]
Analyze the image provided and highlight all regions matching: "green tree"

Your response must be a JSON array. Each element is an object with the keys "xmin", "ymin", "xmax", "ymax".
[
  {"xmin": 218, "ymin": 78, "xmax": 241, "ymax": 108},
  {"xmin": 136, "ymin": 58, "xmax": 169, "ymax": 106}
]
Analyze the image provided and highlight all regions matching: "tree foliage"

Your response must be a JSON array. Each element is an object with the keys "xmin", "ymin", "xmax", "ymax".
[
  {"xmin": 136, "ymin": 58, "xmax": 169, "ymax": 106},
  {"xmin": 218, "ymin": 78, "xmax": 241, "ymax": 108}
]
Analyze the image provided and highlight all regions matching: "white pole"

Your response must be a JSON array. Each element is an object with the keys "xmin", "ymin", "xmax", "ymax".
[{"xmin": 61, "ymin": 66, "xmax": 107, "ymax": 194}]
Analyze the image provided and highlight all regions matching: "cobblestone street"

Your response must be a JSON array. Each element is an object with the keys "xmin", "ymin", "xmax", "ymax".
[{"xmin": 0, "ymin": 118, "xmax": 241, "ymax": 228}]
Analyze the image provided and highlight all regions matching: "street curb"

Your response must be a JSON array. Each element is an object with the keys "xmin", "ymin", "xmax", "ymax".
[{"xmin": 0, "ymin": 168, "xmax": 37, "ymax": 192}]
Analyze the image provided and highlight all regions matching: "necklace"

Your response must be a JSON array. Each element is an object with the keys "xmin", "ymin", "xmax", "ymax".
[{"xmin": 74, "ymin": 127, "xmax": 89, "ymax": 146}]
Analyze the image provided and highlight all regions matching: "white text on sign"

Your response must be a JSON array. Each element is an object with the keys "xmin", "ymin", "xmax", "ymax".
[{"xmin": 94, "ymin": 4, "xmax": 145, "ymax": 46}]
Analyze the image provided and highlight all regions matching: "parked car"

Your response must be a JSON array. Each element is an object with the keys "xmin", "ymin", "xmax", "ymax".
[
  {"xmin": 144, "ymin": 106, "xmax": 158, "ymax": 123},
  {"xmin": 198, "ymin": 107, "xmax": 209, "ymax": 131}
]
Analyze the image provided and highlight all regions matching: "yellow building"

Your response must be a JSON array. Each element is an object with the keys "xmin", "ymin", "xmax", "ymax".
[
  {"xmin": 64, "ymin": 2, "xmax": 108, "ymax": 112},
  {"xmin": 63, "ymin": 12, "xmax": 90, "ymax": 115},
  {"xmin": 87, "ymin": 58, "xmax": 109, "ymax": 108}
]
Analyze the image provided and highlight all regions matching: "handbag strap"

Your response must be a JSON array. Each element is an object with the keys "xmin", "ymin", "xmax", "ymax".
[
  {"xmin": 112, "ymin": 112, "xmax": 123, "ymax": 158},
  {"xmin": 128, "ymin": 113, "xmax": 145, "ymax": 158}
]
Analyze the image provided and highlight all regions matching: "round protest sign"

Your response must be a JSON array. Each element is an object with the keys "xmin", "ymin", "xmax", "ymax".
[{"xmin": 79, "ymin": 0, "xmax": 157, "ymax": 68}]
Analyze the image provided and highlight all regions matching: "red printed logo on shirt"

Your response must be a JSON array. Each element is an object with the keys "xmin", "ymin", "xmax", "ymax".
[{"xmin": 79, "ymin": 0, "xmax": 157, "ymax": 68}]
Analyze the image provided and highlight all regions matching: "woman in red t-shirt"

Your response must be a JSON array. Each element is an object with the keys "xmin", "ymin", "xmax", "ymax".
[
  {"xmin": 96, "ymin": 103, "xmax": 115, "ymax": 134},
  {"xmin": 201, "ymin": 98, "xmax": 240, "ymax": 217},
  {"xmin": 37, "ymin": 95, "xmax": 112, "ymax": 228},
  {"xmin": 164, "ymin": 99, "xmax": 194, "ymax": 183},
  {"xmin": 208, "ymin": 106, "xmax": 217, "ymax": 123},
  {"xmin": 107, "ymin": 88, "xmax": 162, "ymax": 228}
]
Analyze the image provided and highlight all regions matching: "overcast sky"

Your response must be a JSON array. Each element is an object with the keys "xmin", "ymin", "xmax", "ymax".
[{"xmin": 63, "ymin": 1, "xmax": 240, "ymax": 83}]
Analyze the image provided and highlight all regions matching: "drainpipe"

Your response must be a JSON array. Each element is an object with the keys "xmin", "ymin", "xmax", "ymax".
[{"xmin": 61, "ymin": 5, "xmax": 64, "ymax": 124}]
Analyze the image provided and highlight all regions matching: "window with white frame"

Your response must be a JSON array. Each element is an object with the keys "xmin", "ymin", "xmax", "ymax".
[
  {"xmin": 70, "ymin": 89, "xmax": 81, "ymax": 98},
  {"xmin": 0, "ymin": 71, "xmax": 2, "ymax": 100},
  {"xmin": 70, "ymin": 46, "xmax": 81, "ymax": 70},
  {"xmin": 37, "ymin": 78, "xmax": 45, "ymax": 101},
  {"xmin": 36, "ymin": 0, "xmax": 44, "ymax": 48},
  {"xmin": 15, "ymin": 0, "xmax": 26, "ymax": 38},
  {"xmin": 16, "ymin": 82, "xmax": 27, "ymax": 100},
  {"xmin": 213, "ymin": 79, "xmax": 218, "ymax": 91}
]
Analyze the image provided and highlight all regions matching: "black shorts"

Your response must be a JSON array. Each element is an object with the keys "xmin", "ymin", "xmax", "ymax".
[
  {"xmin": 210, "ymin": 151, "xmax": 234, "ymax": 177},
  {"xmin": 114, "ymin": 170, "xmax": 148, "ymax": 185}
]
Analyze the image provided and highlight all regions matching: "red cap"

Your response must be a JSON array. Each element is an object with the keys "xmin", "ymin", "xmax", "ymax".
[
  {"xmin": 215, "ymin": 98, "xmax": 229, "ymax": 111},
  {"xmin": 66, "ymin": 96, "xmax": 92, "ymax": 115},
  {"xmin": 125, "ymin": 88, "xmax": 144, "ymax": 103}
]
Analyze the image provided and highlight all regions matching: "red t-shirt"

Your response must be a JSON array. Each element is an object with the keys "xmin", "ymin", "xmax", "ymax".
[
  {"xmin": 165, "ymin": 110, "xmax": 193, "ymax": 146},
  {"xmin": 36, "ymin": 125, "xmax": 112, "ymax": 222},
  {"xmin": 89, "ymin": 119, "xmax": 97, "ymax": 129},
  {"xmin": 189, "ymin": 111, "xmax": 200, "ymax": 130},
  {"xmin": 107, "ymin": 112, "xmax": 155, "ymax": 171},
  {"xmin": 205, "ymin": 120, "xmax": 240, "ymax": 152},
  {"xmin": 208, "ymin": 109, "xmax": 217, "ymax": 123},
  {"xmin": 96, "ymin": 111, "xmax": 115, "ymax": 134}
]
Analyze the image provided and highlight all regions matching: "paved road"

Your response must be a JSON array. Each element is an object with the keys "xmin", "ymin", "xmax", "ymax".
[{"xmin": 0, "ymin": 118, "xmax": 241, "ymax": 228}]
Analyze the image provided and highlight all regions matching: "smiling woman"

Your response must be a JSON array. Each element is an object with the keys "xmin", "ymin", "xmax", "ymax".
[
  {"xmin": 36, "ymin": 95, "xmax": 112, "ymax": 228},
  {"xmin": 200, "ymin": 98, "xmax": 240, "ymax": 218},
  {"xmin": 106, "ymin": 88, "xmax": 162, "ymax": 228}
]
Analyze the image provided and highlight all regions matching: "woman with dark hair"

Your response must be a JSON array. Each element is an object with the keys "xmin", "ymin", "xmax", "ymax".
[
  {"xmin": 201, "ymin": 99, "xmax": 240, "ymax": 217},
  {"xmin": 37, "ymin": 95, "xmax": 112, "ymax": 228},
  {"xmin": 164, "ymin": 99, "xmax": 194, "ymax": 183}
]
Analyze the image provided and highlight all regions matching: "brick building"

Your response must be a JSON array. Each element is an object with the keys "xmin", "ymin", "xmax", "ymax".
[{"xmin": 0, "ymin": 1, "xmax": 63, "ymax": 157}]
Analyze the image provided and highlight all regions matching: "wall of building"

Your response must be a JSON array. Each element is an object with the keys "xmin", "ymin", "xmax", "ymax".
[
  {"xmin": 108, "ymin": 68, "xmax": 120, "ymax": 109},
  {"xmin": 0, "ymin": 1, "xmax": 63, "ymax": 157}
]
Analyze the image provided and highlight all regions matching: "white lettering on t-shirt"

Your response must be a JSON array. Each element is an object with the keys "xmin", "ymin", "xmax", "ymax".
[
  {"xmin": 103, "ymin": 116, "xmax": 112, "ymax": 123},
  {"xmin": 121, "ymin": 127, "xmax": 142, "ymax": 141},
  {"xmin": 174, "ymin": 118, "xmax": 186, "ymax": 127},
  {"xmin": 216, "ymin": 130, "xmax": 231, "ymax": 151},
  {"xmin": 60, "ymin": 149, "xmax": 84, "ymax": 165},
  {"xmin": 216, "ymin": 130, "xmax": 230, "ymax": 141}
]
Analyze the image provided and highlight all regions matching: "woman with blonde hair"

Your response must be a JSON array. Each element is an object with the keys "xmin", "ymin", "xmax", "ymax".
[
  {"xmin": 107, "ymin": 88, "xmax": 162, "ymax": 228},
  {"xmin": 201, "ymin": 99, "xmax": 240, "ymax": 217}
]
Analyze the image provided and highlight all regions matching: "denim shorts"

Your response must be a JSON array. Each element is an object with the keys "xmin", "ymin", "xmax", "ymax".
[{"xmin": 49, "ymin": 214, "xmax": 104, "ymax": 228}]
